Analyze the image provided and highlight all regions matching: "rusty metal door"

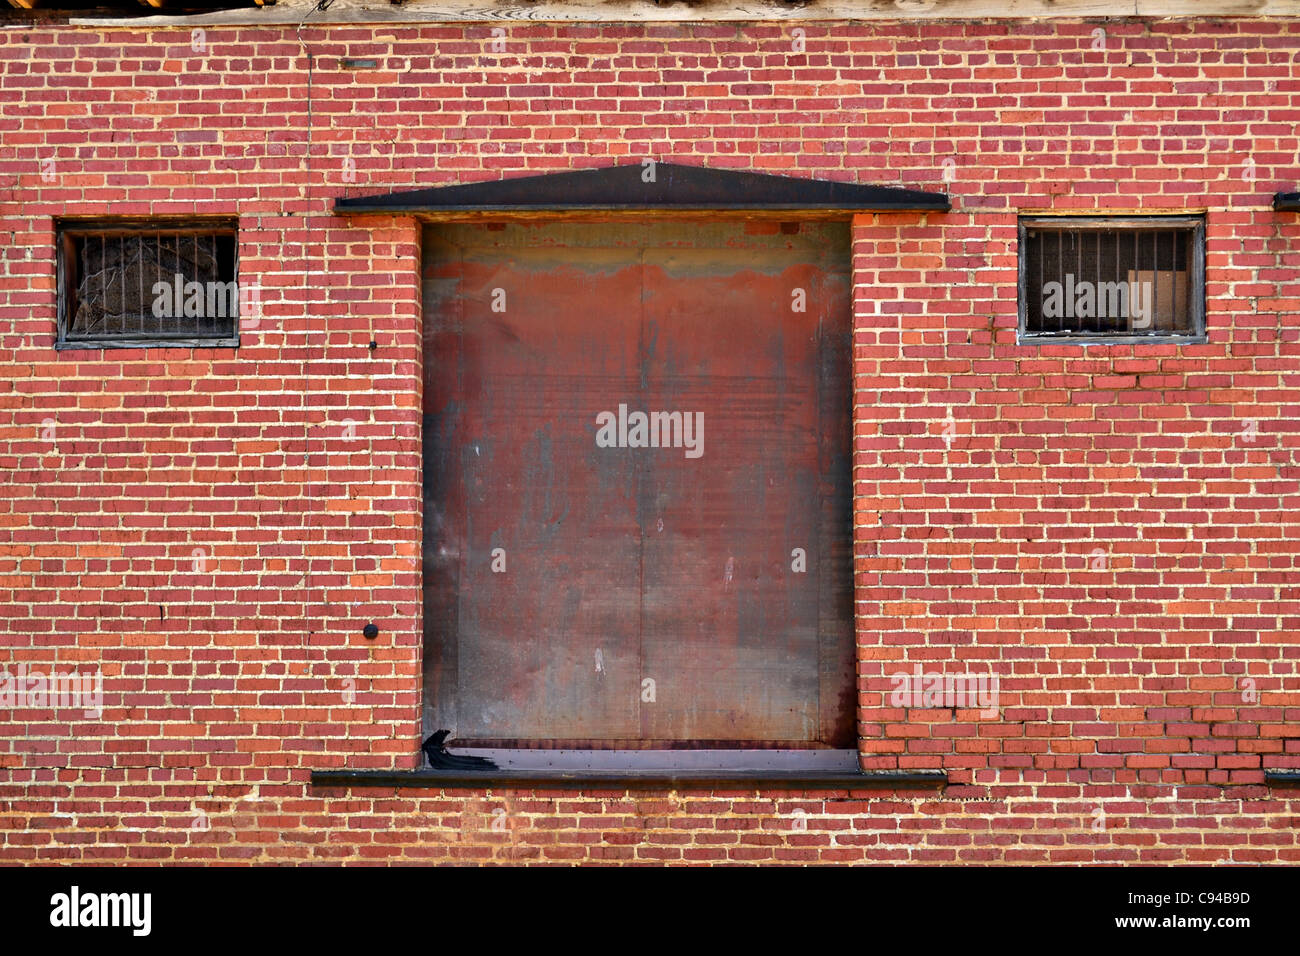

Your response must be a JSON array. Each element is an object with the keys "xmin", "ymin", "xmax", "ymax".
[{"xmin": 422, "ymin": 220, "xmax": 854, "ymax": 749}]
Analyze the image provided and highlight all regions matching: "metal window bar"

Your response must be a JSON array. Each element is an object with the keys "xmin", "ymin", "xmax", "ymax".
[
  {"xmin": 1058, "ymin": 229, "xmax": 1063, "ymax": 334},
  {"xmin": 1173, "ymin": 231, "xmax": 1181, "ymax": 328},
  {"xmin": 1095, "ymin": 230, "xmax": 1101, "ymax": 333},
  {"xmin": 1073, "ymin": 229, "xmax": 1080, "ymax": 334},
  {"xmin": 1133, "ymin": 230, "xmax": 1140, "ymax": 335},
  {"xmin": 1118, "ymin": 230, "xmax": 1128, "ymax": 335},
  {"xmin": 1035, "ymin": 230, "xmax": 1044, "ymax": 333},
  {"xmin": 98, "ymin": 236, "xmax": 104, "ymax": 335},
  {"xmin": 233, "ymin": 236, "xmax": 240, "ymax": 334},
  {"xmin": 137, "ymin": 233, "xmax": 143, "ymax": 336},
  {"xmin": 1153, "ymin": 230, "xmax": 1159, "ymax": 334}
]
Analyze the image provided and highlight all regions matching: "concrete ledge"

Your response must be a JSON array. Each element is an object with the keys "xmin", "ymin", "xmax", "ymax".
[{"xmin": 310, "ymin": 768, "xmax": 948, "ymax": 790}]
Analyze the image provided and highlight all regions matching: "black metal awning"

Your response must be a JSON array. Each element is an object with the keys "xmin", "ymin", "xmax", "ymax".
[
  {"xmin": 334, "ymin": 161, "xmax": 951, "ymax": 216},
  {"xmin": 1275, "ymin": 192, "xmax": 1300, "ymax": 212}
]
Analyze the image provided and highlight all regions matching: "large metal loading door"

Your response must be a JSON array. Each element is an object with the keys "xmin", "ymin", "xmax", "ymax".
[{"xmin": 422, "ymin": 220, "xmax": 854, "ymax": 750}]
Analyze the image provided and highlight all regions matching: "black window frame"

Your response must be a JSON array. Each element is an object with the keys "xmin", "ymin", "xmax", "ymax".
[
  {"xmin": 1017, "ymin": 215, "xmax": 1207, "ymax": 345},
  {"xmin": 55, "ymin": 217, "xmax": 242, "ymax": 351}
]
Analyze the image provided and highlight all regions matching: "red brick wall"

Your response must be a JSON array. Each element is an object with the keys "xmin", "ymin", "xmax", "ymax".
[{"xmin": 1, "ymin": 15, "xmax": 1298, "ymax": 863}]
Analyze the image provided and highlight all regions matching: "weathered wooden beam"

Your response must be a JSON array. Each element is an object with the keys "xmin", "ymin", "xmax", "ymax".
[{"xmin": 69, "ymin": 0, "xmax": 1300, "ymax": 28}]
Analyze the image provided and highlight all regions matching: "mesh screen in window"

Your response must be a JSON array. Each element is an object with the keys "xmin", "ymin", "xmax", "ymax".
[
  {"xmin": 57, "ymin": 221, "xmax": 240, "ymax": 348},
  {"xmin": 1019, "ymin": 216, "xmax": 1205, "ymax": 341}
]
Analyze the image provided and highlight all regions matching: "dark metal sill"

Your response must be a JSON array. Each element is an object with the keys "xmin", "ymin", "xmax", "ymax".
[
  {"xmin": 1016, "ymin": 333, "xmax": 1208, "ymax": 347},
  {"xmin": 1264, "ymin": 770, "xmax": 1300, "ymax": 787},
  {"xmin": 310, "ymin": 768, "xmax": 947, "ymax": 791},
  {"xmin": 55, "ymin": 337, "xmax": 240, "ymax": 351}
]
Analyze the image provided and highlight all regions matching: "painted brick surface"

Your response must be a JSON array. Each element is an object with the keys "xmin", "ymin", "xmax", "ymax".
[{"xmin": 0, "ymin": 15, "xmax": 1298, "ymax": 863}]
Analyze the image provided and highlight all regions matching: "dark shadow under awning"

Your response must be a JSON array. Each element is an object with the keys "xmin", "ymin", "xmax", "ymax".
[{"xmin": 334, "ymin": 161, "xmax": 951, "ymax": 216}]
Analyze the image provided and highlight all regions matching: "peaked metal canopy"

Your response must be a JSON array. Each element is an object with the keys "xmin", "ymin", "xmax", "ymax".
[{"xmin": 334, "ymin": 162, "xmax": 951, "ymax": 215}]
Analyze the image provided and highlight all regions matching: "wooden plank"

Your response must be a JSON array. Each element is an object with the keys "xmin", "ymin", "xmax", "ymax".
[{"xmin": 69, "ymin": 0, "xmax": 1300, "ymax": 28}]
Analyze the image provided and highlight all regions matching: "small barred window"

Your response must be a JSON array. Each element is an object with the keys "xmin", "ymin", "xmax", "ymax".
[
  {"xmin": 1019, "ymin": 216, "xmax": 1205, "ymax": 342},
  {"xmin": 57, "ymin": 220, "xmax": 241, "ymax": 349}
]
